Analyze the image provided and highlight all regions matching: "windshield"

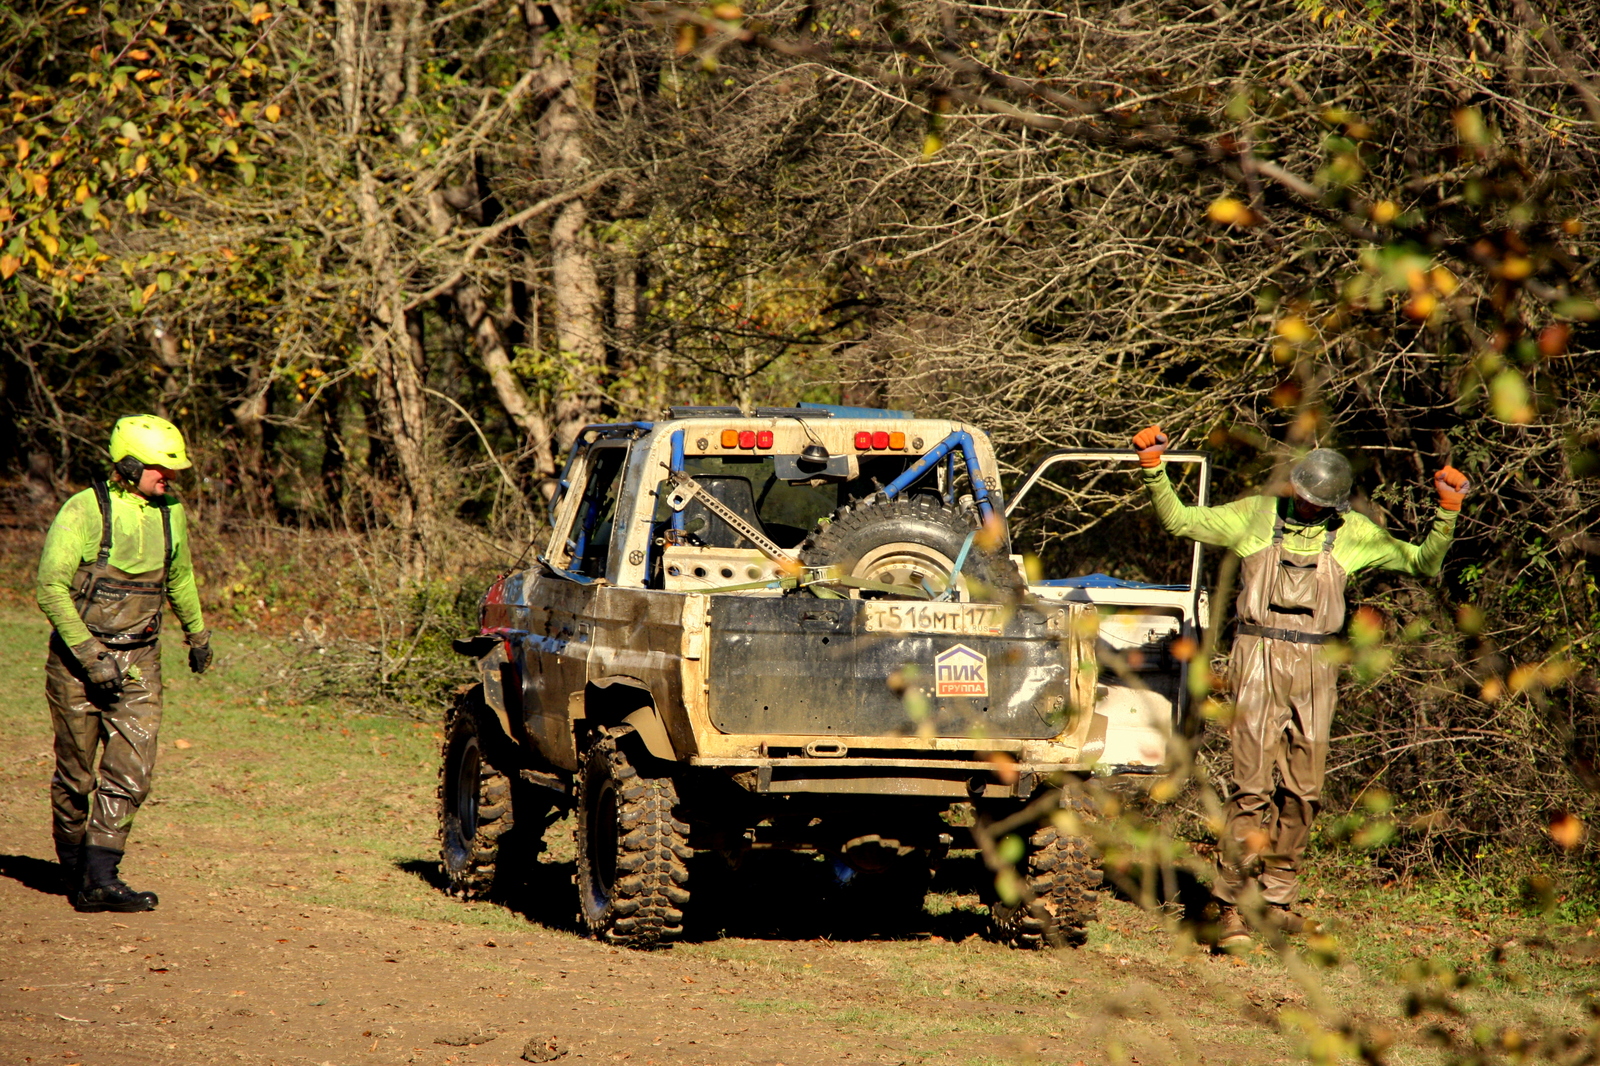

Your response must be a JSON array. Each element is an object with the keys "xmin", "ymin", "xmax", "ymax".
[{"xmin": 653, "ymin": 454, "xmax": 928, "ymax": 549}]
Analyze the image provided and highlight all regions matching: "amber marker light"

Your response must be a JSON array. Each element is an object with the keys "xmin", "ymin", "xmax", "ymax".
[
  {"xmin": 888, "ymin": 431, "xmax": 906, "ymax": 450},
  {"xmin": 720, "ymin": 429, "xmax": 740, "ymax": 448}
]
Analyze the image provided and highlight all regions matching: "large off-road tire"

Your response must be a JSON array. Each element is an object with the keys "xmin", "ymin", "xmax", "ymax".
[
  {"xmin": 438, "ymin": 686, "xmax": 534, "ymax": 899},
  {"xmin": 575, "ymin": 734, "xmax": 692, "ymax": 947},
  {"xmin": 991, "ymin": 817, "xmax": 1102, "ymax": 948},
  {"xmin": 799, "ymin": 495, "xmax": 1024, "ymax": 601}
]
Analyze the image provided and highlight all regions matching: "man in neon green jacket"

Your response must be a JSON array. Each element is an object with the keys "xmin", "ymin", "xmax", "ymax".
[
  {"xmin": 1132, "ymin": 426, "xmax": 1467, "ymax": 946},
  {"xmin": 36, "ymin": 415, "xmax": 212, "ymax": 913}
]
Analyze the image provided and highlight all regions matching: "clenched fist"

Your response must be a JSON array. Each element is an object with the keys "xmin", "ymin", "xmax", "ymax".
[
  {"xmin": 1435, "ymin": 466, "xmax": 1470, "ymax": 511},
  {"xmin": 1132, "ymin": 425, "xmax": 1169, "ymax": 469}
]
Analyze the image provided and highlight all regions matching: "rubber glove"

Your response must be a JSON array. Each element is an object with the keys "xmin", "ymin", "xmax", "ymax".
[
  {"xmin": 1435, "ymin": 467, "xmax": 1469, "ymax": 511},
  {"xmin": 186, "ymin": 630, "xmax": 213, "ymax": 675},
  {"xmin": 69, "ymin": 639, "xmax": 124, "ymax": 691},
  {"xmin": 1132, "ymin": 425, "xmax": 1169, "ymax": 468}
]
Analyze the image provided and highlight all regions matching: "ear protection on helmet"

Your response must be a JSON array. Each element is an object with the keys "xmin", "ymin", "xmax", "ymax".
[{"xmin": 114, "ymin": 455, "xmax": 146, "ymax": 485}]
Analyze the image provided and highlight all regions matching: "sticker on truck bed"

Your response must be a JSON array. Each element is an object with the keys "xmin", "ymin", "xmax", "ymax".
[
  {"xmin": 934, "ymin": 644, "xmax": 989, "ymax": 697},
  {"xmin": 864, "ymin": 602, "xmax": 1003, "ymax": 636}
]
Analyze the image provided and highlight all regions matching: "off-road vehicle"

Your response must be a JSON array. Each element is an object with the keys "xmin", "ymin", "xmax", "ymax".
[{"xmin": 438, "ymin": 404, "xmax": 1210, "ymax": 947}]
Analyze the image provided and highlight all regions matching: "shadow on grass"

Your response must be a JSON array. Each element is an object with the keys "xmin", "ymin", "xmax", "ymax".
[
  {"xmin": 397, "ymin": 844, "xmax": 998, "ymax": 944},
  {"xmin": 0, "ymin": 852, "xmax": 71, "ymax": 897},
  {"xmin": 396, "ymin": 851, "xmax": 583, "ymax": 935},
  {"xmin": 1101, "ymin": 860, "xmax": 1216, "ymax": 931}
]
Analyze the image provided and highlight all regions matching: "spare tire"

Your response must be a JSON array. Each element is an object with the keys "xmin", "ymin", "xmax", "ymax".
[{"xmin": 799, "ymin": 495, "xmax": 1025, "ymax": 601}]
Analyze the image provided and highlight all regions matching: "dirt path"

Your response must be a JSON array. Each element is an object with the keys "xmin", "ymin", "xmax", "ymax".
[
  {"xmin": 0, "ymin": 832, "xmax": 1296, "ymax": 1066},
  {"xmin": 0, "ymin": 612, "xmax": 1450, "ymax": 1065}
]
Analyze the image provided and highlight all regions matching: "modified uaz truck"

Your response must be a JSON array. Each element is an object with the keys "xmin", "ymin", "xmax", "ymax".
[{"xmin": 439, "ymin": 404, "xmax": 1210, "ymax": 947}]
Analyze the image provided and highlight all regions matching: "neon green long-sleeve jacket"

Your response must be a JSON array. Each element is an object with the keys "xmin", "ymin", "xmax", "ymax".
[
  {"xmin": 1141, "ymin": 466, "xmax": 1458, "ymax": 577},
  {"xmin": 35, "ymin": 482, "xmax": 205, "ymax": 647}
]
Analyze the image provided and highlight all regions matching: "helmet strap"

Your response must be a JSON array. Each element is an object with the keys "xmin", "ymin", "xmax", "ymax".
[{"xmin": 114, "ymin": 455, "xmax": 146, "ymax": 487}]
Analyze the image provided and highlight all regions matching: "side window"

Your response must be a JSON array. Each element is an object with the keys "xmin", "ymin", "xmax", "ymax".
[{"xmin": 573, "ymin": 445, "xmax": 629, "ymax": 579}]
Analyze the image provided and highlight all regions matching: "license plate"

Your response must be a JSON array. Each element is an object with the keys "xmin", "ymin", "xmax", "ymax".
[{"xmin": 863, "ymin": 601, "xmax": 1004, "ymax": 636}]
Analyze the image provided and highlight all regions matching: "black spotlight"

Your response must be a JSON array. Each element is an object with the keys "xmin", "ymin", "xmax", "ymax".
[{"xmin": 799, "ymin": 442, "xmax": 830, "ymax": 468}]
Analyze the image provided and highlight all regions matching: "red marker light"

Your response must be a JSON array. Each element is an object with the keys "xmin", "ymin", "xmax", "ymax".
[
  {"xmin": 871, "ymin": 431, "xmax": 890, "ymax": 450},
  {"xmin": 756, "ymin": 430, "xmax": 774, "ymax": 449},
  {"xmin": 855, "ymin": 431, "xmax": 872, "ymax": 450},
  {"xmin": 738, "ymin": 430, "xmax": 756, "ymax": 449}
]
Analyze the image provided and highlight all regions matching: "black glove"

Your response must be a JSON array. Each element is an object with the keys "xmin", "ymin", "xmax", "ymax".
[
  {"xmin": 69, "ymin": 639, "xmax": 124, "ymax": 692},
  {"xmin": 186, "ymin": 630, "xmax": 213, "ymax": 675}
]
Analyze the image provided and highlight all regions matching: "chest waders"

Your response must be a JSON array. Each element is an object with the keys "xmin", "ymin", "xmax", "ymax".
[
  {"xmin": 46, "ymin": 481, "xmax": 173, "ymax": 884},
  {"xmin": 1214, "ymin": 503, "xmax": 1349, "ymax": 908},
  {"xmin": 68, "ymin": 479, "xmax": 174, "ymax": 646}
]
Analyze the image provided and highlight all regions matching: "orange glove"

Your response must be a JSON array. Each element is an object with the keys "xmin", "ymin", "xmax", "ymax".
[
  {"xmin": 1132, "ymin": 425, "xmax": 1169, "ymax": 468},
  {"xmin": 1435, "ymin": 466, "xmax": 1469, "ymax": 511}
]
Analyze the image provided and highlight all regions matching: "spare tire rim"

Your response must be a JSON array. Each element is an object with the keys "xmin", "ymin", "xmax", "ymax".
[{"xmin": 851, "ymin": 542, "xmax": 970, "ymax": 601}]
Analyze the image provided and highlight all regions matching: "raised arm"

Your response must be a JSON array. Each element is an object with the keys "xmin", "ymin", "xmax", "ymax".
[{"xmin": 1133, "ymin": 425, "xmax": 1259, "ymax": 553}]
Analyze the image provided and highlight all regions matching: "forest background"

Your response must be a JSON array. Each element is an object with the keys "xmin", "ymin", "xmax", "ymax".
[{"xmin": 2, "ymin": 0, "xmax": 1599, "ymax": 907}]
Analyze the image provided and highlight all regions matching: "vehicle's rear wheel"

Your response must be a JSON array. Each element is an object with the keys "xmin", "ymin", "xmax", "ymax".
[
  {"xmin": 990, "ymin": 813, "xmax": 1101, "ymax": 948},
  {"xmin": 439, "ymin": 686, "xmax": 539, "ymax": 899},
  {"xmin": 799, "ymin": 495, "xmax": 1023, "ymax": 601},
  {"xmin": 575, "ymin": 733, "xmax": 692, "ymax": 947}
]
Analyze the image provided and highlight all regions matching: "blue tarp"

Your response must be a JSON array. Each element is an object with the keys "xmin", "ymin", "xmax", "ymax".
[{"xmin": 1035, "ymin": 573, "xmax": 1189, "ymax": 591}]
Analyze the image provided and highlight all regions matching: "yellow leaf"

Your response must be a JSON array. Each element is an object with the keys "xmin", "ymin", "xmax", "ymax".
[
  {"xmin": 1508, "ymin": 663, "xmax": 1540, "ymax": 694},
  {"xmin": 1489, "ymin": 368, "xmax": 1534, "ymax": 423},
  {"xmin": 1369, "ymin": 200, "xmax": 1399, "ymax": 224},
  {"xmin": 1276, "ymin": 315, "xmax": 1314, "ymax": 344},
  {"xmin": 14, "ymin": 137, "xmax": 29, "ymax": 164},
  {"xmin": 249, "ymin": 2, "xmax": 271, "ymax": 23},
  {"xmin": 921, "ymin": 132, "xmax": 942, "ymax": 159},
  {"xmin": 1404, "ymin": 293, "xmax": 1437, "ymax": 320},
  {"xmin": 134, "ymin": 154, "xmax": 149, "ymax": 174},
  {"xmin": 141, "ymin": 281, "xmax": 159, "ymax": 304},
  {"xmin": 1499, "ymin": 255, "xmax": 1532, "ymax": 280},
  {"xmin": 39, "ymin": 233, "xmax": 59, "ymax": 257},
  {"xmin": 1208, "ymin": 196, "xmax": 1249, "ymax": 225},
  {"xmin": 0, "ymin": 254, "xmax": 19, "ymax": 280},
  {"xmin": 264, "ymin": 103, "xmax": 281, "ymax": 122},
  {"xmin": 30, "ymin": 173, "xmax": 49, "ymax": 198},
  {"xmin": 1430, "ymin": 266, "xmax": 1459, "ymax": 296}
]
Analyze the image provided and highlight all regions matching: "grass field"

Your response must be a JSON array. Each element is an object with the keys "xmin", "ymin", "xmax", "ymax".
[{"xmin": 2, "ymin": 604, "xmax": 1598, "ymax": 1065}]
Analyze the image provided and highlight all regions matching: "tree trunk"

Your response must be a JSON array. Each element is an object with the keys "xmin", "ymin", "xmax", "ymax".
[{"xmin": 528, "ymin": 1, "xmax": 606, "ymax": 453}]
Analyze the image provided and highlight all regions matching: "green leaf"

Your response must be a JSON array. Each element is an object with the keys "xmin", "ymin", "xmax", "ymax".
[
  {"xmin": 157, "ymin": 271, "xmax": 172, "ymax": 291},
  {"xmin": 81, "ymin": 196, "xmax": 101, "ymax": 220},
  {"xmin": 238, "ymin": 159, "xmax": 256, "ymax": 185},
  {"xmin": 1554, "ymin": 297, "xmax": 1600, "ymax": 322},
  {"xmin": 216, "ymin": 86, "xmax": 232, "ymax": 107}
]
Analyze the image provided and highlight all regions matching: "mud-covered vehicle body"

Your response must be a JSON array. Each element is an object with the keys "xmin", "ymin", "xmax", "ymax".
[{"xmin": 439, "ymin": 404, "xmax": 1211, "ymax": 946}]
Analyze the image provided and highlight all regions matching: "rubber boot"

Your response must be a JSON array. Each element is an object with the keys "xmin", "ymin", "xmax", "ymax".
[
  {"xmin": 75, "ymin": 845, "xmax": 159, "ymax": 913},
  {"xmin": 1266, "ymin": 903, "xmax": 1315, "ymax": 936},
  {"xmin": 54, "ymin": 839, "xmax": 85, "ymax": 895}
]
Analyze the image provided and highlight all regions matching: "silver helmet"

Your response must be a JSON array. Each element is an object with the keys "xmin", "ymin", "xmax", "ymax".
[{"xmin": 1290, "ymin": 449, "xmax": 1353, "ymax": 513}]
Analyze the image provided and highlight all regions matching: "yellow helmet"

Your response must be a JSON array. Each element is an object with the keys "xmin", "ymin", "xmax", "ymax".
[{"xmin": 109, "ymin": 414, "xmax": 192, "ymax": 471}]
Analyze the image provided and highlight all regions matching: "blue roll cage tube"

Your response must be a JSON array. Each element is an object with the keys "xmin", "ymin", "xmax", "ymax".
[{"xmin": 879, "ymin": 431, "xmax": 996, "ymax": 523}]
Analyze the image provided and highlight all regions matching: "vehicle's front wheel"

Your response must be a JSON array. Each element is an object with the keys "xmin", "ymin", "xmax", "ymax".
[
  {"xmin": 575, "ymin": 733, "xmax": 692, "ymax": 947},
  {"xmin": 990, "ymin": 813, "xmax": 1101, "ymax": 948}
]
